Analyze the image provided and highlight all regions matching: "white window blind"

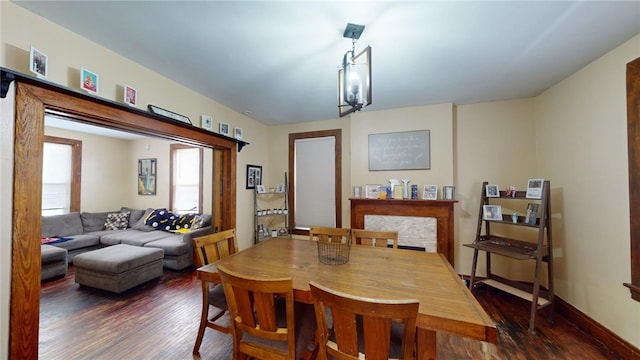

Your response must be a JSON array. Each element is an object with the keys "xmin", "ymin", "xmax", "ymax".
[
  {"xmin": 42, "ymin": 142, "xmax": 72, "ymax": 216},
  {"xmin": 173, "ymin": 147, "xmax": 201, "ymax": 213},
  {"xmin": 294, "ymin": 136, "xmax": 335, "ymax": 229}
]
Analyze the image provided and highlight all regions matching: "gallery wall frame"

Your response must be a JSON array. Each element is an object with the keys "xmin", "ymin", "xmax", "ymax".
[
  {"xmin": 138, "ymin": 158, "xmax": 157, "ymax": 195},
  {"xmin": 246, "ymin": 164, "xmax": 262, "ymax": 189}
]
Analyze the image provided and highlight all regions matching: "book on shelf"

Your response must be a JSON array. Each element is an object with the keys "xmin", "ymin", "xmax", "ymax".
[{"xmin": 524, "ymin": 203, "xmax": 539, "ymax": 225}]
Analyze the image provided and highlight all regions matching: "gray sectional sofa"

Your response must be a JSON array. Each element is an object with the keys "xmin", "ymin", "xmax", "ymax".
[{"xmin": 41, "ymin": 207, "xmax": 213, "ymax": 270}]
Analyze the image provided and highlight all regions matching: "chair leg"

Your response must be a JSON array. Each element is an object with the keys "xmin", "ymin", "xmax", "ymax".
[{"xmin": 193, "ymin": 284, "xmax": 211, "ymax": 354}]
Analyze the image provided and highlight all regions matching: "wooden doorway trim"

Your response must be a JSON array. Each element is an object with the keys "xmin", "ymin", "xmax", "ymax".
[
  {"xmin": 9, "ymin": 80, "xmax": 238, "ymax": 359},
  {"xmin": 626, "ymin": 57, "xmax": 640, "ymax": 302}
]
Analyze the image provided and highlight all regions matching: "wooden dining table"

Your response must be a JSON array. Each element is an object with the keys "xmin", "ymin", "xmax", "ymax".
[{"xmin": 197, "ymin": 237, "xmax": 497, "ymax": 359}]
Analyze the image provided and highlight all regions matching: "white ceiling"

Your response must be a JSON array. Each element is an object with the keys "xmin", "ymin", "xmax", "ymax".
[{"xmin": 14, "ymin": 1, "xmax": 640, "ymax": 125}]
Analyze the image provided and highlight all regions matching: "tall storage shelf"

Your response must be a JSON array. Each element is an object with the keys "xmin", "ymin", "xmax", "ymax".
[
  {"xmin": 464, "ymin": 180, "xmax": 554, "ymax": 333},
  {"xmin": 254, "ymin": 174, "xmax": 290, "ymax": 244}
]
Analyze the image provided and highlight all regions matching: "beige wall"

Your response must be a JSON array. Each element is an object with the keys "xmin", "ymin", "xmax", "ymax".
[
  {"xmin": 2, "ymin": 1, "xmax": 640, "ymax": 357},
  {"xmin": 534, "ymin": 33, "xmax": 640, "ymax": 345}
]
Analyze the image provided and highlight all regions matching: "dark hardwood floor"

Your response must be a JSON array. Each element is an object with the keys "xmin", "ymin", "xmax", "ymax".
[{"xmin": 39, "ymin": 266, "xmax": 622, "ymax": 359}]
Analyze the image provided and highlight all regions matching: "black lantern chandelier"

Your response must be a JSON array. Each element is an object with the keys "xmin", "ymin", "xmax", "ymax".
[{"xmin": 338, "ymin": 23, "xmax": 372, "ymax": 117}]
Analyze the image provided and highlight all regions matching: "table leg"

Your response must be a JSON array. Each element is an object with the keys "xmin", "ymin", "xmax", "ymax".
[{"xmin": 416, "ymin": 327, "xmax": 437, "ymax": 360}]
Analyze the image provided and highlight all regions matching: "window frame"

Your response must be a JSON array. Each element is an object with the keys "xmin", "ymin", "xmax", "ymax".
[
  {"xmin": 43, "ymin": 135, "xmax": 82, "ymax": 213},
  {"xmin": 169, "ymin": 143, "xmax": 203, "ymax": 214}
]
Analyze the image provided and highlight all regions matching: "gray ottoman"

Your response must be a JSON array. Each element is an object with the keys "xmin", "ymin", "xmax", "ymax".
[
  {"xmin": 41, "ymin": 245, "xmax": 68, "ymax": 281},
  {"xmin": 73, "ymin": 244, "xmax": 164, "ymax": 293}
]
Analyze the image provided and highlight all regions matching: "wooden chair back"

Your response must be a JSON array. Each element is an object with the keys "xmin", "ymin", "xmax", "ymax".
[
  {"xmin": 351, "ymin": 229, "xmax": 399, "ymax": 249},
  {"xmin": 217, "ymin": 264, "xmax": 296, "ymax": 360},
  {"xmin": 309, "ymin": 281, "xmax": 419, "ymax": 360},
  {"xmin": 309, "ymin": 226, "xmax": 351, "ymax": 243},
  {"xmin": 192, "ymin": 229, "xmax": 239, "ymax": 354},
  {"xmin": 193, "ymin": 229, "xmax": 238, "ymax": 268}
]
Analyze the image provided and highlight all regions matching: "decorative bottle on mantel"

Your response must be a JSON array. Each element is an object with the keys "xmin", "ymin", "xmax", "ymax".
[
  {"xmin": 389, "ymin": 179, "xmax": 401, "ymax": 199},
  {"xmin": 401, "ymin": 179, "xmax": 410, "ymax": 199}
]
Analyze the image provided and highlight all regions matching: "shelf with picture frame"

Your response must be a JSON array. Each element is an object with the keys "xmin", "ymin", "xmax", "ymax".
[
  {"xmin": 253, "ymin": 172, "xmax": 291, "ymax": 244},
  {"xmin": 464, "ymin": 180, "xmax": 553, "ymax": 334}
]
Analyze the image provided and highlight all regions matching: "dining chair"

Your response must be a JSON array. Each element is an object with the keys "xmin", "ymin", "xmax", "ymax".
[
  {"xmin": 192, "ymin": 229, "xmax": 239, "ymax": 355},
  {"xmin": 351, "ymin": 229, "xmax": 399, "ymax": 249},
  {"xmin": 309, "ymin": 280, "xmax": 419, "ymax": 360},
  {"xmin": 309, "ymin": 226, "xmax": 351, "ymax": 243},
  {"xmin": 217, "ymin": 263, "xmax": 304, "ymax": 360}
]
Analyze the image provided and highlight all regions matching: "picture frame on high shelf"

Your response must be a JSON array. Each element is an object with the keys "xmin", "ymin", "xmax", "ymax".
[
  {"xmin": 483, "ymin": 205, "xmax": 503, "ymax": 221},
  {"xmin": 525, "ymin": 203, "xmax": 539, "ymax": 225},
  {"xmin": 275, "ymin": 183, "xmax": 285, "ymax": 193},
  {"xmin": 201, "ymin": 115, "xmax": 213, "ymax": 131},
  {"xmin": 526, "ymin": 178, "xmax": 544, "ymax": 199},
  {"xmin": 148, "ymin": 104, "xmax": 192, "ymax": 125},
  {"xmin": 220, "ymin": 122, "xmax": 230, "ymax": 136},
  {"xmin": 422, "ymin": 185, "xmax": 438, "ymax": 200},
  {"xmin": 80, "ymin": 67, "xmax": 99, "ymax": 94},
  {"xmin": 246, "ymin": 164, "xmax": 262, "ymax": 189},
  {"xmin": 256, "ymin": 185, "xmax": 267, "ymax": 194},
  {"xmin": 124, "ymin": 84, "xmax": 137, "ymax": 107},
  {"xmin": 485, "ymin": 184, "xmax": 500, "ymax": 197},
  {"xmin": 234, "ymin": 127, "xmax": 243, "ymax": 140},
  {"xmin": 137, "ymin": 158, "xmax": 157, "ymax": 195},
  {"xmin": 29, "ymin": 46, "xmax": 48, "ymax": 79}
]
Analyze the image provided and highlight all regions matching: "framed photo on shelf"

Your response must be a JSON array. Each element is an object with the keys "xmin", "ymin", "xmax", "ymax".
[
  {"xmin": 275, "ymin": 183, "xmax": 285, "ymax": 193},
  {"xmin": 124, "ymin": 85, "xmax": 137, "ymax": 107},
  {"xmin": 201, "ymin": 115, "xmax": 213, "ymax": 130},
  {"xmin": 526, "ymin": 178, "xmax": 544, "ymax": 199},
  {"xmin": 234, "ymin": 127, "xmax": 243, "ymax": 140},
  {"xmin": 80, "ymin": 67, "xmax": 99, "ymax": 94},
  {"xmin": 29, "ymin": 46, "xmax": 48, "ymax": 79},
  {"xmin": 443, "ymin": 186, "xmax": 456, "ymax": 200},
  {"xmin": 220, "ymin": 122, "xmax": 230, "ymax": 136},
  {"xmin": 485, "ymin": 184, "xmax": 500, "ymax": 197},
  {"xmin": 256, "ymin": 185, "xmax": 267, "ymax": 194},
  {"xmin": 525, "ymin": 203, "xmax": 539, "ymax": 225},
  {"xmin": 483, "ymin": 205, "xmax": 503, "ymax": 221},
  {"xmin": 246, "ymin": 164, "xmax": 262, "ymax": 189},
  {"xmin": 148, "ymin": 104, "xmax": 192, "ymax": 125},
  {"xmin": 422, "ymin": 185, "xmax": 438, "ymax": 200}
]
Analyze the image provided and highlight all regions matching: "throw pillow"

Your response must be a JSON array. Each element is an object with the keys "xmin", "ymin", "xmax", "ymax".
[
  {"xmin": 144, "ymin": 208, "xmax": 177, "ymax": 232},
  {"xmin": 104, "ymin": 211, "xmax": 130, "ymax": 231},
  {"xmin": 191, "ymin": 214, "xmax": 206, "ymax": 229},
  {"xmin": 132, "ymin": 208, "xmax": 157, "ymax": 232}
]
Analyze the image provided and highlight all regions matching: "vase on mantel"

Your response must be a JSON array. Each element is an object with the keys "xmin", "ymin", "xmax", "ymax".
[
  {"xmin": 401, "ymin": 179, "xmax": 410, "ymax": 199},
  {"xmin": 389, "ymin": 179, "xmax": 401, "ymax": 199}
]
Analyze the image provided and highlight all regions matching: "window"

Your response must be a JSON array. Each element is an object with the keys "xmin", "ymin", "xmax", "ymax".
[
  {"xmin": 170, "ymin": 144, "xmax": 203, "ymax": 214},
  {"xmin": 288, "ymin": 130, "xmax": 342, "ymax": 234},
  {"xmin": 42, "ymin": 135, "xmax": 81, "ymax": 215}
]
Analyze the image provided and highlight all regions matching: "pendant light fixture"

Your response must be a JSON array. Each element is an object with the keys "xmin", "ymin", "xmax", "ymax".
[{"xmin": 338, "ymin": 23, "xmax": 371, "ymax": 117}]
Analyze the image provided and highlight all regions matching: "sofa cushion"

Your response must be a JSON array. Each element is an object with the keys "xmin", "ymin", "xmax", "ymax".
[
  {"xmin": 145, "ymin": 235, "xmax": 191, "ymax": 256},
  {"xmin": 81, "ymin": 211, "xmax": 117, "ymax": 232},
  {"xmin": 104, "ymin": 211, "xmax": 130, "ymax": 230},
  {"xmin": 132, "ymin": 208, "xmax": 156, "ymax": 232},
  {"xmin": 42, "ymin": 213, "xmax": 83, "ymax": 238},
  {"xmin": 47, "ymin": 234, "xmax": 100, "ymax": 251},
  {"xmin": 100, "ymin": 229, "xmax": 173, "ymax": 247},
  {"xmin": 121, "ymin": 207, "xmax": 146, "ymax": 228}
]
